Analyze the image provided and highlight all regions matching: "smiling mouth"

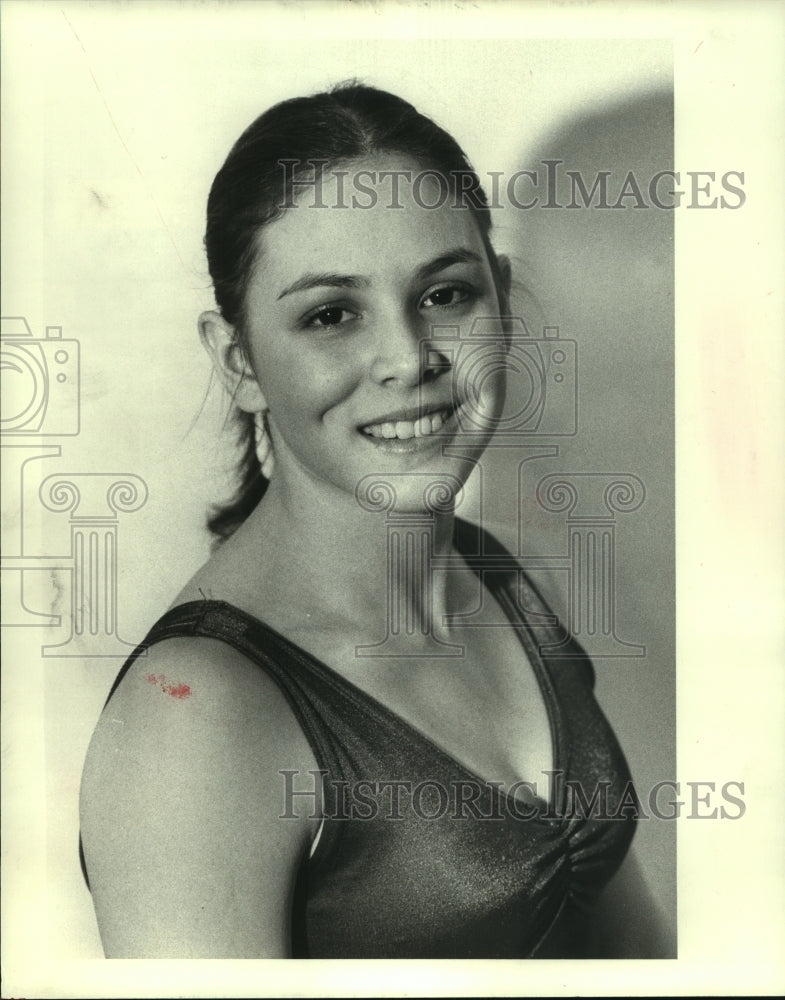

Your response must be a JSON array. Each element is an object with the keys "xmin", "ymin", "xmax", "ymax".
[{"xmin": 360, "ymin": 403, "xmax": 459, "ymax": 441}]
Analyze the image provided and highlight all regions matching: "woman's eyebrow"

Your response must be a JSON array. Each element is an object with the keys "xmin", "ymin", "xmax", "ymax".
[
  {"xmin": 276, "ymin": 248, "xmax": 484, "ymax": 301},
  {"xmin": 414, "ymin": 248, "xmax": 485, "ymax": 282},
  {"xmin": 277, "ymin": 272, "xmax": 370, "ymax": 300}
]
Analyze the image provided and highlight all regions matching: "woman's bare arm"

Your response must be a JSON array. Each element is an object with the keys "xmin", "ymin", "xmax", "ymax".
[{"xmin": 79, "ymin": 638, "xmax": 320, "ymax": 958}]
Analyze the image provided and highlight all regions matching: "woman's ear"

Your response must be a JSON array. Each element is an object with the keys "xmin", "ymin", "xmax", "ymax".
[{"xmin": 198, "ymin": 311, "xmax": 266, "ymax": 413}]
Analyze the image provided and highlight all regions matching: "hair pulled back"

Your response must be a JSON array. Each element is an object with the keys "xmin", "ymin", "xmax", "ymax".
[{"xmin": 204, "ymin": 82, "xmax": 506, "ymax": 540}]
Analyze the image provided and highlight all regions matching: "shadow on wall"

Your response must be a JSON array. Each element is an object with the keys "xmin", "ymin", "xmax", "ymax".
[{"xmin": 482, "ymin": 89, "xmax": 676, "ymax": 935}]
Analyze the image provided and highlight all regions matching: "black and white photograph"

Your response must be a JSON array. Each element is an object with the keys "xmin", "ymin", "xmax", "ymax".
[{"xmin": 1, "ymin": 0, "xmax": 782, "ymax": 996}]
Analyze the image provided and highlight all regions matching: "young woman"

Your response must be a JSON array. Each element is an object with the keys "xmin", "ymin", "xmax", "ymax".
[{"xmin": 80, "ymin": 83, "xmax": 655, "ymax": 959}]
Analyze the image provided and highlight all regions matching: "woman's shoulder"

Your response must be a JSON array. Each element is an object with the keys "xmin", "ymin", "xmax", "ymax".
[
  {"xmin": 82, "ymin": 624, "xmax": 321, "ymax": 846},
  {"xmin": 80, "ymin": 629, "xmax": 319, "ymax": 957},
  {"xmin": 92, "ymin": 629, "xmax": 317, "ymax": 767}
]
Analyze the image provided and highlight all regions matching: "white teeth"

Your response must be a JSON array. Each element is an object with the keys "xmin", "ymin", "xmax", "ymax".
[{"xmin": 363, "ymin": 408, "xmax": 453, "ymax": 440}]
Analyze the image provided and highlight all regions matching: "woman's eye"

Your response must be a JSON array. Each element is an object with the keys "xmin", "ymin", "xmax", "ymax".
[
  {"xmin": 420, "ymin": 286, "xmax": 471, "ymax": 309},
  {"xmin": 305, "ymin": 305, "xmax": 356, "ymax": 328}
]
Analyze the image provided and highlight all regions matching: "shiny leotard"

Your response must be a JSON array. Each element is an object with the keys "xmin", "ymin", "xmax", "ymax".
[{"xmin": 82, "ymin": 519, "xmax": 636, "ymax": 958}]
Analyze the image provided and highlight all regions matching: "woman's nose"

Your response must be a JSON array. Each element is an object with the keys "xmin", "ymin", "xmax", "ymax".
[{"xmin": 369, "ymin": 314, "xmax": 450, "ymax": 387}]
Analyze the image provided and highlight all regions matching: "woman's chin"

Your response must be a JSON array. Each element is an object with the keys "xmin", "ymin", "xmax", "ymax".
[{"xmin": 350, "ymin": 458, "xmax": 474, "ymax": 519}]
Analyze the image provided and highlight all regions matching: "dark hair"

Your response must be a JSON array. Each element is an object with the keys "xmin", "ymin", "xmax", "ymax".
[{"xmin": 204, "ymin": 81, "xmax": 508, "ymax": 540}]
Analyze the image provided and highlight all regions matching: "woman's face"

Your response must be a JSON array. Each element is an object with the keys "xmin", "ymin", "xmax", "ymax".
[{"xmin": 238, "ymin": 154, "xmax": 508, "ymax": 510}]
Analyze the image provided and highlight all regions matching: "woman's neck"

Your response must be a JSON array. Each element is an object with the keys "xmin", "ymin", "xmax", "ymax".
[{"xmin": 212, "ymin": 465, "xmax": 467, "ymax": 642}]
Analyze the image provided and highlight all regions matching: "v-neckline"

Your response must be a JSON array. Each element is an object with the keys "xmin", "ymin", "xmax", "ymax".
[{"xmin": 176, "ymin": 537, "xmax": 567, "ymax": 817}]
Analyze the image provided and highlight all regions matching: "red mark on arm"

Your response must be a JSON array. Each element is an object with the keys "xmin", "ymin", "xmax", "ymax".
[
  {"xmin": 145, "ymin": 673, "xmax": 191, "ymax": 699},
  {"xmin": 166, "ymin": 682, "xmax": 192, "ymax": 699}
]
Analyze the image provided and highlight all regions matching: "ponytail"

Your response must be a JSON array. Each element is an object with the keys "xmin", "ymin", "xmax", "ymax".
[{"xmin": 205, "ymin": 409, "xmax": 268, "ymax": 542}]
